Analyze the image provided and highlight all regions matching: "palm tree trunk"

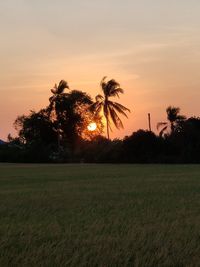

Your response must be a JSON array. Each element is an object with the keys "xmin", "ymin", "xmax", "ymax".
[
  {"xmin": 106, "ymin": 116, "xmax": 110, "ymax": 140},
  {"xmin": 105, "ymin": 100, "xmax": 110, "ymax": 140}
]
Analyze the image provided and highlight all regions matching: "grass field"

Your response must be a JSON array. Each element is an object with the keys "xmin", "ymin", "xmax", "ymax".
[{"xmin": 0, "ymin": 164, "xmax": 200, "ymax": 267}]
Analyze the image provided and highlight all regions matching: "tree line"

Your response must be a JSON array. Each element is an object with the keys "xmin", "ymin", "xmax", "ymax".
[{"xmin": 0, "ymin": 78, "xmax": 200, "ymax": 163}]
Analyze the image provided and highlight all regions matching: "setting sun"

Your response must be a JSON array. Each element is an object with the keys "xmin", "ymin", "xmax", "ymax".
[{"xmin": 87, "ymin": 122, "xmax": 97, "ymax": 131}]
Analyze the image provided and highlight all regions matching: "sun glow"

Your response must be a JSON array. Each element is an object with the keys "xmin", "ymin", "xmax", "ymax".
[{"xmin": 87, "ymin": 122, "xmax": 97, "ymax": 131}]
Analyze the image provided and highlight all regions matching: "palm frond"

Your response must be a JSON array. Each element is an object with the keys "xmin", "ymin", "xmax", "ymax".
[
  {"xmin": 166, "ymin": 106, "xmax": 181, "ymax": 122},
  {"xmin": 106, "ymin": 79, "xmax": 120, "ymax": 96},
  {"xmin": 109, "ymin": 87, "xmax": 124, "ymax": 97},
  {"xmin": 108, "ymin": 106, "xmax": 123, "ymax": 129},
  {"xmin": 100, "ymin": 76, "xmax": 107, "ymax": 86},
  {"xmin": 112, "ymin": 101, "xmax": 130, "ymax": 112},
  {"xmin": 57, "ymin": 80, "xmax": 69, "ymax": 94},
  {"xmin": 108, "ymin": 101, "xmax": 130, "ymax": 118},
  {"xmin": 51, "ymin": 84, "xmax": 58, "ymax": 94},
  {"xmin": 159, "ymin": 125, "xmax": 168, "ymax": 137},
  {"xmin": 95, "ymin": 94, "xmax": 104, "ymax": 102},
  {"xmin": 100, "ymin": 77, "xmax": 124, "ymax": 98},
  {"xmin": 96, "ymin": 102, "xmax": 103, "ymax": 114},
  {"xmin": 167, "ymin": 106, "xmax": 180, "ymax": 114},
  {"xmin": 90, "ymin": 101, "xmax": 103, "ymax": 113},
  {"xmin": 107, "ymin": 79, "xmax": 120, "ymax": 89},
  {"xmin": 100, "ymin": 77, "xmax": 107, "ymax": 94},
  {"xmin": 157, "ymin": 122, "xmax": 167, "ymax": 130}
]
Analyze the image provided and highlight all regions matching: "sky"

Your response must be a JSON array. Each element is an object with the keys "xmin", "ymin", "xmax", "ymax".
[{"xmin": 0, "ymin": 0, "xmax": 200, "ymax": 140}]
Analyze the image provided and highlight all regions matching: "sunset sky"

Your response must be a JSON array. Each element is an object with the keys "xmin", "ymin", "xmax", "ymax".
[{"xmin": 1, "ymin": 0, "xmax": 200, "ymax": 140}]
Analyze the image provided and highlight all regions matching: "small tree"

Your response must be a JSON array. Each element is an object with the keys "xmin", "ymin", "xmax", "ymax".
[{"xmin": 157, "ymin": 106, "xmax": 186, "ymax": 137}]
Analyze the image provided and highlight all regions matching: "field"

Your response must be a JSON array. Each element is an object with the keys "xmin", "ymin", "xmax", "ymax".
[{"xmin": 0, "ymin": 164, "xmax": 200, "ymax": 266}]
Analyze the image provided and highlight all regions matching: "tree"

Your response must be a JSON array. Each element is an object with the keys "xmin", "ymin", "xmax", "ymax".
[
  {"xmin": 14, "ymin": 109, "xmax": 57, "ymax": 145},
  {"xmin": 13, "ymin": 109, "xmax": 58, "ymax": 162},
  {"xmin": 48, "ymin": 80, "xmax": 70, "ymax": 149},
  {"xmin": 48, "ymin": 83, "xmax": 104, "ymax": 149},
  {"xmin": 123, "ymin": 130, "xmax": 163, "ymax": 163},
  {"xmin": 91, "ymin": 77, "xmax": 130, "ymax": 139},
  {"xmin": 157, "ymin": 106, "xmax": 186, "ymax": 137},
  {"xmin": 58, "ymin": 90, "xmax": 103, "ymax": 146},
  {"xmin": 170, "ymin": 117, "xmax": 200, "ymax": 163}
]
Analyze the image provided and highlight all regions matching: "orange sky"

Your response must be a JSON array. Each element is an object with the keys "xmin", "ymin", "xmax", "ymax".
[{"xmin": 0, "ymin": 0, "xmax": 200, "ymax": 140}]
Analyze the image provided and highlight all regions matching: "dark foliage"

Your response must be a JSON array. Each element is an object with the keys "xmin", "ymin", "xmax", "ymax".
[
  {"xmin": 122, "ymin": 130, "xmax": 164, "ymax": 163},
  {"xmin": 1, "ymin": 117, "xmax": 200, "ymax": 163},
  {"xmin": 48, "ymin": 89, "xmax": 103, "ymax": 150},
  {"xmin": 0, "ymin": 79, "xmax": 200, "ymax": 164},
  {"xmin": 14, "ymin": 109, "xmax": 57, "ymax": 145},
  {"xmin": 80, "ymin": 136, "xmax": 123, "ymax": 163},
  {"xmin": 169, "ymin": 117, "xmax": 200, "ymax": 163}
]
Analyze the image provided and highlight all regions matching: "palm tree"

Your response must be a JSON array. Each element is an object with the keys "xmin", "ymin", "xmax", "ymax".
[
  {"xmin": 91, "ymin": 77, "xmax": 130, "ymax": 139},
  {"xmin": 157, "ymin": 106, "xmax": 186, "ymax": 137},
  {"xmin": 48, "ymin": 80, "xmax": 69, "ymax": 118},
  {"xmin": 48, "ymin": 80, "xmax": 69, "ymax": 150}
]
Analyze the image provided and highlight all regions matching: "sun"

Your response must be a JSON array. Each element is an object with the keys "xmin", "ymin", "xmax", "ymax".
[{"xmin": 87, "ymin": 122, "xmax": 97, "ymax": 131}]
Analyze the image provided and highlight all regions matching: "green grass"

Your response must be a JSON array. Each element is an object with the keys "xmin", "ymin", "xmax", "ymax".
[{"xmin": 0, "ymin": 164, "xmax": 200, "ymax": 267}]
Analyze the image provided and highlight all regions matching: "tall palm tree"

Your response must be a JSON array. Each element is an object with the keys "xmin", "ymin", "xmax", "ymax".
[
  {"xmin": 48, "ymin": 80, "xmax": 69, "ymax": 150},
  {"xmin": 91, "ymin": 77, "xmax": 130, "ymax": 139},
  {"xmin": 48, "ymin": 80, "xmax": 69, "ymax": 119},
  {"xmin": 157, "ymin": 106, "xmax": 186, "ymax": 137}
]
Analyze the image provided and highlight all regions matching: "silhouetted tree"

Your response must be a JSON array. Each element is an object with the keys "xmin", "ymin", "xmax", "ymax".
[
  {"xmin": 14, "ymin": 109, "xmax": 57, "ymax": 145},
  {"xmin": 48, "ymin": 80, "xmax": 70, "ymax": 149},
  {"xmin": 3, "ymin": 74, "xmax": 200, "ymax": 164},
  {"xmin": 123, "ymin": 130, "xmax": 163, "ymax": 163},
  {"xmin": 170, "ymin": 117, "xmax": 200, "ymax": 162},
  {"xmin": 12, "ymin": 109, "xmax": 58, "ymax": 162},
  {"xmin": 157, "ymin": 106, "xmax": 186, "ymax": 137},
  {"xmin": 91, "ymin": 77, "xmax": 130, "ymax": 139},
  {"xmin": 48, "ymin": 85, "xmax": 104, "ymax": 150}
]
